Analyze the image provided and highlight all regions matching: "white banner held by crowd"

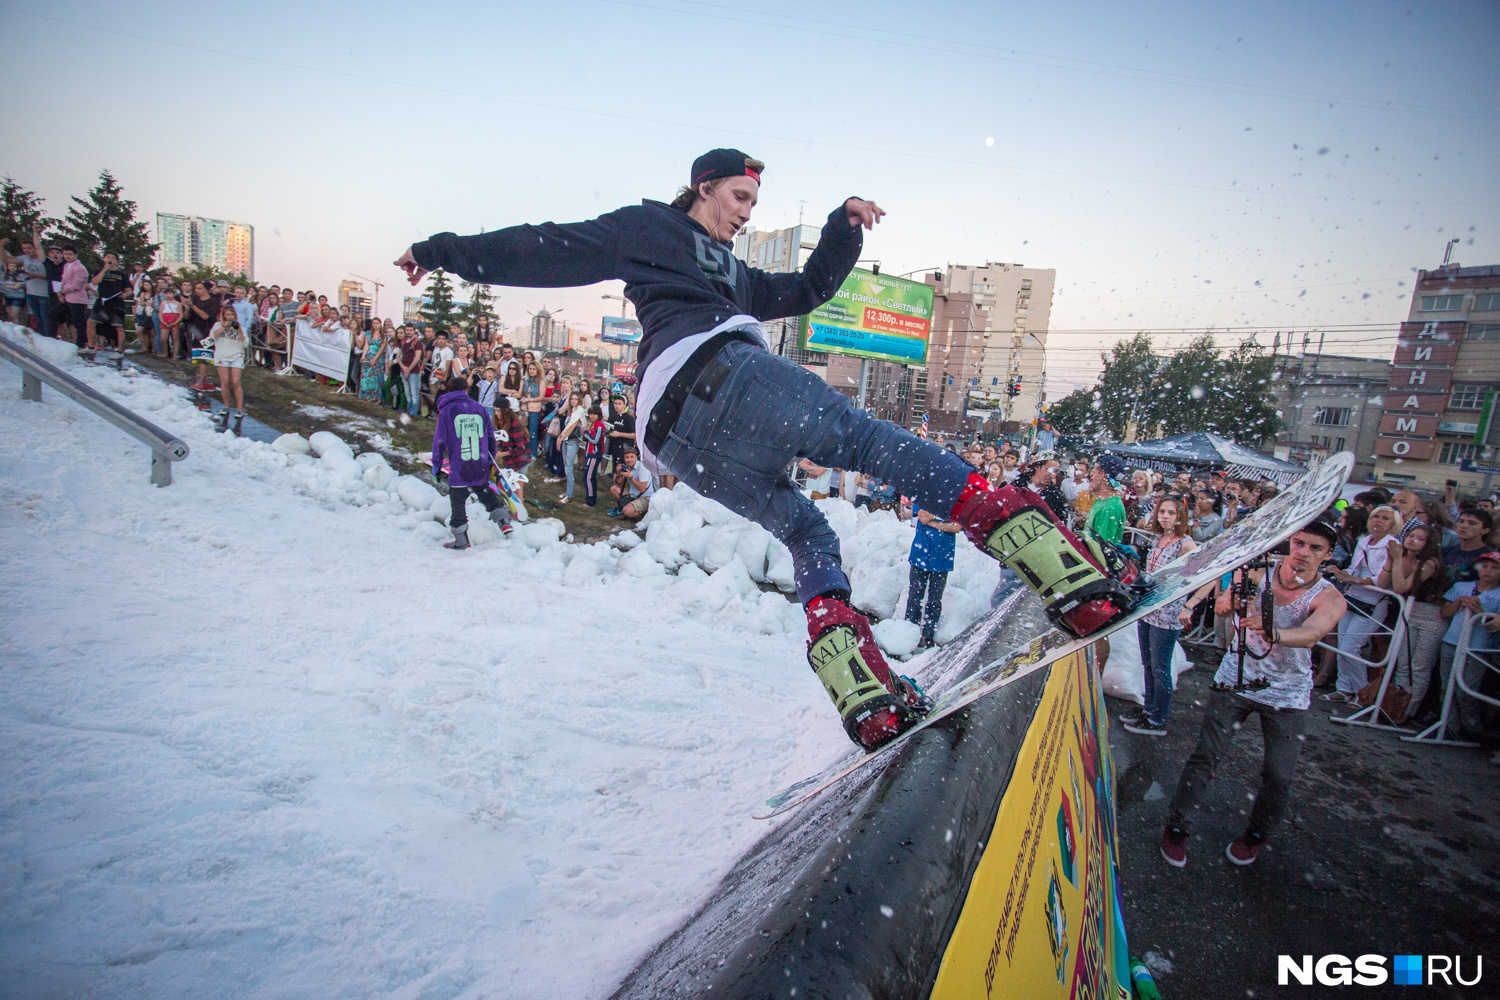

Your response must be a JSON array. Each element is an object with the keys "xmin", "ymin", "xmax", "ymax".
[{"xmin": 291, "ymin": 320, "xmax": 352, "ymax": 382}]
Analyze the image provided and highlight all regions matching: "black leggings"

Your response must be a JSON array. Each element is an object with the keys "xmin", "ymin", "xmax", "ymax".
[{"xmin": 449, "ymin": 484, "xmax": 500, "ymax": 527}]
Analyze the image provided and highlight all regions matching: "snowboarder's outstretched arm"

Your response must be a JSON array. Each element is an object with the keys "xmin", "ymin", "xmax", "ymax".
[
  {"xmin": 744, "ymin": 200, "xmax": 873, "ymax": 322},
  {"xmin": 395, "ymin": 210, "xmax": 630, "ymax": 288}
]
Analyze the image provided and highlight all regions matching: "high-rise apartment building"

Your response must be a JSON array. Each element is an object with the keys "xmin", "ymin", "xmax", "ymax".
[
  {"xmin": 338, "ymin": 280, "xmax": 371, "ymax": 322},
  {"xmin": 940, "ymin": 263, "xmax": 1054, "ymax": 425},
  {"xmin": 156, "ymin": 213, "xmax": 255, "ymax": 279},
  {"xmin": 1372, "ymin": 260, "xmax": 1500, "ymax": 495},
  {"xmin": 733, "ymin": 223, "xmax": 829, "ymax": 368},
  {"xmin": 528, "ymin": 308, "xmax": 569, "ymax": 353}
]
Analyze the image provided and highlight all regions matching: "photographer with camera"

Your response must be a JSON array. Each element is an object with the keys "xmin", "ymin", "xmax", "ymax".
[{"xmin": 1160, "ymin": 519, "xmax": 1347, "ymax": 868}]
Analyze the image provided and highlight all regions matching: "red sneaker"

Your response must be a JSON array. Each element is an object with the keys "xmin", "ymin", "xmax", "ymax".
[
  {"xmin": 1160, "ymin": 827, "xmax": 1187, "ymax": 867},
  {"xmin": 1226, "ymin": 835, "xmax": 1264, "ymax": 866},
  {"xmin": 950, "ymin": 474, "xmax": 1136, "ymax": 638},
  {"xmin": 806, "ymin": 596, "xmax": 928, "ymax": 750}
]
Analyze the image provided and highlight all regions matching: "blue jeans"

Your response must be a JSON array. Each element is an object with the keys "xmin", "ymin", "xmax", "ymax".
[
  {"xmin": 562, "ymin": 438, "xmax": 579, "ymax": 497},
  {"xmin": 1137, "ymin": 620, "xmax": 1180, "ymax": 726},
  {"xmin": 26, "ymin": 294, "xmax": 51, "ymax": 337},
  {"xmin": 527, "ymin": 411, "xmax": 541, "ymax": 460},
  {"xmin": 656, "ymin": 340, "xmax": 975, "ymax": 604},
  {"xmin": 402, "ymin": 372, "xmax": 422, "ymax": 416}
]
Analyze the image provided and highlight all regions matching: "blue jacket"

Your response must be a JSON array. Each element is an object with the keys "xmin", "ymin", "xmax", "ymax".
[
  {"xmin": 411, "ymin": 200, "xmax": 862, "ymax": 383},
  {"xmin": 910, "ymin": 505, "xmax": 956, "ymax": 574},
  {"xmin": 432, "ymin": 389, "xmax": 495, "ymax": 488}
]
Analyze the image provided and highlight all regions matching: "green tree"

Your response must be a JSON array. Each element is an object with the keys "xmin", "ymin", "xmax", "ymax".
[
  {"xmin": 457, "ymin": 280, "xmax": 499, "ymax": 337},
  {"xmin": 1206, "ymin": 338, "xmax": 1281, "ymax": 444},
  {"xmin": 56, "ymin": 169, "xmax": 159, "ymax": 271},
  {"xmin": 0, "ymin": 177, "xmax": 58, "ymax": 253},
  {"xmin": 171, "ymin": 262, "xmax": 252, "ymax": 290},
  {"xmin": 422, "ymin": 269, "xmax": 458, "ymax": 333},
  {"xmin": 1044, "ymin": 387, "xmax": 1105, "ymax": 437},
  {"xmin": 1092, "ymin": 332, "xmax": 1159, "ymax": 440}
]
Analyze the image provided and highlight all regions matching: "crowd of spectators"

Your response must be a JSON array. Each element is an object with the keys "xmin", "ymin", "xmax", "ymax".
[{"xmin": 0, "ymin": 227, "xmax": 657, "ymax": 518}]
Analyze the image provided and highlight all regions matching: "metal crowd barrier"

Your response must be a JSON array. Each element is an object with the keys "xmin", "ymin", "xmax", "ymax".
[
  {"xmin": 1404, "ymin": 610, "xmax": 1500, "ymax": 748},
  {"xmin": 1, "ymin": 333, "xmax": 189, "ymax": 486},
  {"xmin": 1327, "ymin": 588, "xmax": 1414, "ymax": 732}
]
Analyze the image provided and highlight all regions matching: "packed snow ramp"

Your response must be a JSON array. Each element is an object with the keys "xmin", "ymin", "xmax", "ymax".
[{"xmin": 612, "ymin": 605, "xmax": 1133, "ymax": 999}]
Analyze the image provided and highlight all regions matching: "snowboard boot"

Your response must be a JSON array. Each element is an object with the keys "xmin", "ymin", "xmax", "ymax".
[
  {"xmin": 444, "ymin": 523, "xmax": 471, "ymax": 550},
  {"xmin": 488, "ymin": 507, "xmax": 514, "ymax": 537},
  {"xmin": 806, "ymin": 595, "xmax": 933, "ymax": 751},
  {"xmin": 951, "ymin": 473, "xmax": 1137, "ymax": 638}
]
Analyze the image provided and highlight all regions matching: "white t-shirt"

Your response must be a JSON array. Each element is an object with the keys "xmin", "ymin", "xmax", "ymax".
[
  {"xmin": 624, "ymin": 463, "xmax": 656, "ymax": 499},
  {"xmin": 1061, "ymin": 475, "xmax": 1087, "ymax": 501},
  {"xmin": 805, "ymin": 468, "xmax": 833, "ymax": 495},
  {"xmin": 430, "ymin": 346, "xmax": 455, "ymax": 377}
]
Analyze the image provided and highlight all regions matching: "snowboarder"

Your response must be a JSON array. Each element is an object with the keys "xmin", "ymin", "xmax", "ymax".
[
  {"xmin": 432, "ymin": 375, "xmax": 514, "ymax": 549},
  {"xmin": 394, "ymin": 147, "xmax": 1134, "ymax": 749}
]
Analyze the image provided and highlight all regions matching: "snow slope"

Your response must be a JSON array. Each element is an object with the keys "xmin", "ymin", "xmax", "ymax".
[{"xmin": 0, "ymin": 326, "xmax": 869, "ymax": 999}]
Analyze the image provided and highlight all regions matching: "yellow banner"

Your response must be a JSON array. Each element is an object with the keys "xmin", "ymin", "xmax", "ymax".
[{"xmin": 930, "ymin": 648, "xmax": 1130, "ymax": 1000}]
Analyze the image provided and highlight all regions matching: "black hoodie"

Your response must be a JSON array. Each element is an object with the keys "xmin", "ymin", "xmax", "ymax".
[{"xmin": 410, "ymin": 199, "xmax": 862, "ymax": 383}]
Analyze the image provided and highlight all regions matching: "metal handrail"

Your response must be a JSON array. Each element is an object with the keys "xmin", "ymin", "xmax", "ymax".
[
  {"xmin": 1, "ymin": 331, "xmax": 189, "ymax": 486},
  {"xmin": 1327, "ymin": 588, "xmax": 1415, "ymax": 731}
]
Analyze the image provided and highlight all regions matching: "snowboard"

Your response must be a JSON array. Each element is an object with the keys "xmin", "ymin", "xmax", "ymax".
[{"xmin": 753, "ymin": 451, "xmax": 1354, "ymax": 820}]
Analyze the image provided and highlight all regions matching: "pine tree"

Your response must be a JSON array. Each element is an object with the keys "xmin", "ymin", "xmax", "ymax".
[
  {"xmin": 0, "ymin": 177, "xmax": 58, "ymax": 253},
  {"xmin": 457, "ymin": 280, "xmax": 499, "ymax": 338},
  {"xmin": 422, "ymin": 269, "xmax": 458, "ymax": 333},
  {"xmin": 56, "ymin": 169, "xmax": 159, "ymax": 272}
]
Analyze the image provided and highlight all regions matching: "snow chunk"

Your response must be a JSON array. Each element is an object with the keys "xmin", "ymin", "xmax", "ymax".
[
  {"xmin": 872, "ymin": 619, "xmax": 921, "ymax": 657},
  {"xmin": 272, "ymin": 432, "xmax": 313, "ymax": 455},
  {"xmin": 734, "ymin": 524, "xmax": 772, "ymax": 583},
  {"xmin": 562, "ymin": 554, "xmax": 601, "ymax": 585},
  {"xmin": 701, "ymin": 556, "xmax": 755, "ymax": 611},
  {"xmin": 354, "ymin": 451, "xmax": 390, "ymax": 471},
  {"xmin": 394, "ymin": 475, "xmax": 440, "ymax": 511},
  {"xmin": 307, "ymin": 431, "xmax": 353, "ymax": 459},
  {"xmin": 617, "ymin": 545, "xmax": 664, "ymax": 577},
  {"xmin": 703, "ymin": 525, "xmax": 744, "ymax": 572},
  {"xmin": 611, "ymin": 530, "xmax": 642, "ymax": 550},
  {"xmin": 515, "ymin": 519, "xmax": 565, "ymax": 549},
  {"xmin": 645, "ymin": 520, "xmax": 685, "ymax": 569},
  {"xmin": 850, "ymin": 562, "xmax": 905, "ymax": 621},
  {"xmin": 363, "ymin": 464, "xmax": 397, "ymax": 490},
  {"xmin": 766, "ymin": 542, "xmax": 796, "ymax": 592}
]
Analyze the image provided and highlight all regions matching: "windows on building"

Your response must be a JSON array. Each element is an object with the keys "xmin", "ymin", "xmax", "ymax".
[
  {"xmin": 1467, "ymin": 323, "xmax": 1500, "ymax": 341},
  {"xmin": 1310, "ymin": 434, "xmax": 1347, "ymax": 452},
  {"xmin": 1311, "ymin": 406, "xmax": 1352, "ymax": 426},
  {"xmin": 1450, "ymin": 384, "xmax": 1487, "ymax": 409},
  {"xmin": 1439, "ymin": 441, "xmax": 1480, "ymax": 465},
  {"xmin": 1420, "ymin": 294, "xmax": 1465, "ymax": 311},
  {"xmin": 1475, "ymin": 292, "xmax": 1500, "ymax": 312}
]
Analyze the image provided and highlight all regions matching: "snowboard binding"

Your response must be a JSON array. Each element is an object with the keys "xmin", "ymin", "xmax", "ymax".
[
  {"xmin": 952, "ymin": 475, "xmax": 1138, "ymax": 639},
  {"xmin": 806, "ymin": 595, "xmax": 932, "ymax": 751}
]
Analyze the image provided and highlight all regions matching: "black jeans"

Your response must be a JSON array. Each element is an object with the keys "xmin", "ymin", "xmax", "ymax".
[
  {"xmin": 449, "ymin": 484, "xmax": 501, "ymax": 527},
  {"xmin": 904, "ymin": 564, "xmax": 948, "ymax": 641},
  {"xmin": 1167, "ymin": 687, "xmax": 1306, "ymax": 842}
]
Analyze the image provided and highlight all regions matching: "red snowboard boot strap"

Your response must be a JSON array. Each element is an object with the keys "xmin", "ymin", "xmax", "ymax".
[{"xmin": 949, "ymin": 471, "xmax": 992, "ymax": 520}]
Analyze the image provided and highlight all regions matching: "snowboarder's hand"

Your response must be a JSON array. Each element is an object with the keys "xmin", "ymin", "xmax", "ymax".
[
  {"xmin": 844, "ymin": 198, "xmax": 885, "ymax": 230},
  {"xmin": 394, "ymin": 247, "xmax": 427, "ymax": 286}
]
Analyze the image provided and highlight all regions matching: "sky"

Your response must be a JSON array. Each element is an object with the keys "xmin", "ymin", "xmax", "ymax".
[{"xmin": 5, "ymin": 0, "xmax": 1497, "ymax": 398}]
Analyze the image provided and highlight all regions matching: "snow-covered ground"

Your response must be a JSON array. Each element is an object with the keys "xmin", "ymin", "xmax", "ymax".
[{"xmin": 0, "ymin": 324, "xmax": 1005, "ymax": 999}]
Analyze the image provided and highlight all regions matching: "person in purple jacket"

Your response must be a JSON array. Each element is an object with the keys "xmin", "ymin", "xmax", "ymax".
[
  {"xmin": 394, "ymin": 148, "xmax": 1132, "ymax": 750},
  {"xmin": 432, "ymin": 376, "xmax": 513, "ymax": 550}
]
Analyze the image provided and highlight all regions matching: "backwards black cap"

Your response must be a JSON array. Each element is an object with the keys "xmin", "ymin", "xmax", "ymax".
[
  {"xmin": 1297, "ymin": 515, "xmax": 1339, "ymax": 547},
  {"xmin": 691, "ymin": 148, "xmax": 762, "ymax": 187}
]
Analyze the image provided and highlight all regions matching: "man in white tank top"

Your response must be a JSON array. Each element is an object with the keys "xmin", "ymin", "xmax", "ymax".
[{"xmin": 1160, "ymin": 520, "xmax": 1348, "ymax": 868}]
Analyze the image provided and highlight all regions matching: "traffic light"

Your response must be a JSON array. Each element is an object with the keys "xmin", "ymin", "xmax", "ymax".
[{"xmin": 1006, "ymin": 377, "xmax": 1022, "ymax": 398}]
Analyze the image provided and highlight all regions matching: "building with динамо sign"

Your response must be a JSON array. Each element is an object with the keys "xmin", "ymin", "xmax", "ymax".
[{"xmin": 1372, "ymin": 260, "xmax": 1500, "ymax": 497}]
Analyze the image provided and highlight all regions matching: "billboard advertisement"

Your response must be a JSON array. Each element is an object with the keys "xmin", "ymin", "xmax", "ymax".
[
  {"xmin": 601, "ymin": 315, "xmax": 643, "ymax": 345},
  {"xmin": 930, "ymin": 649, "xmax": 1129, "ymax": 1000},
  {"xmin": 799, "ymin": 269, "xmax": 934, "ymax": 365}
]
